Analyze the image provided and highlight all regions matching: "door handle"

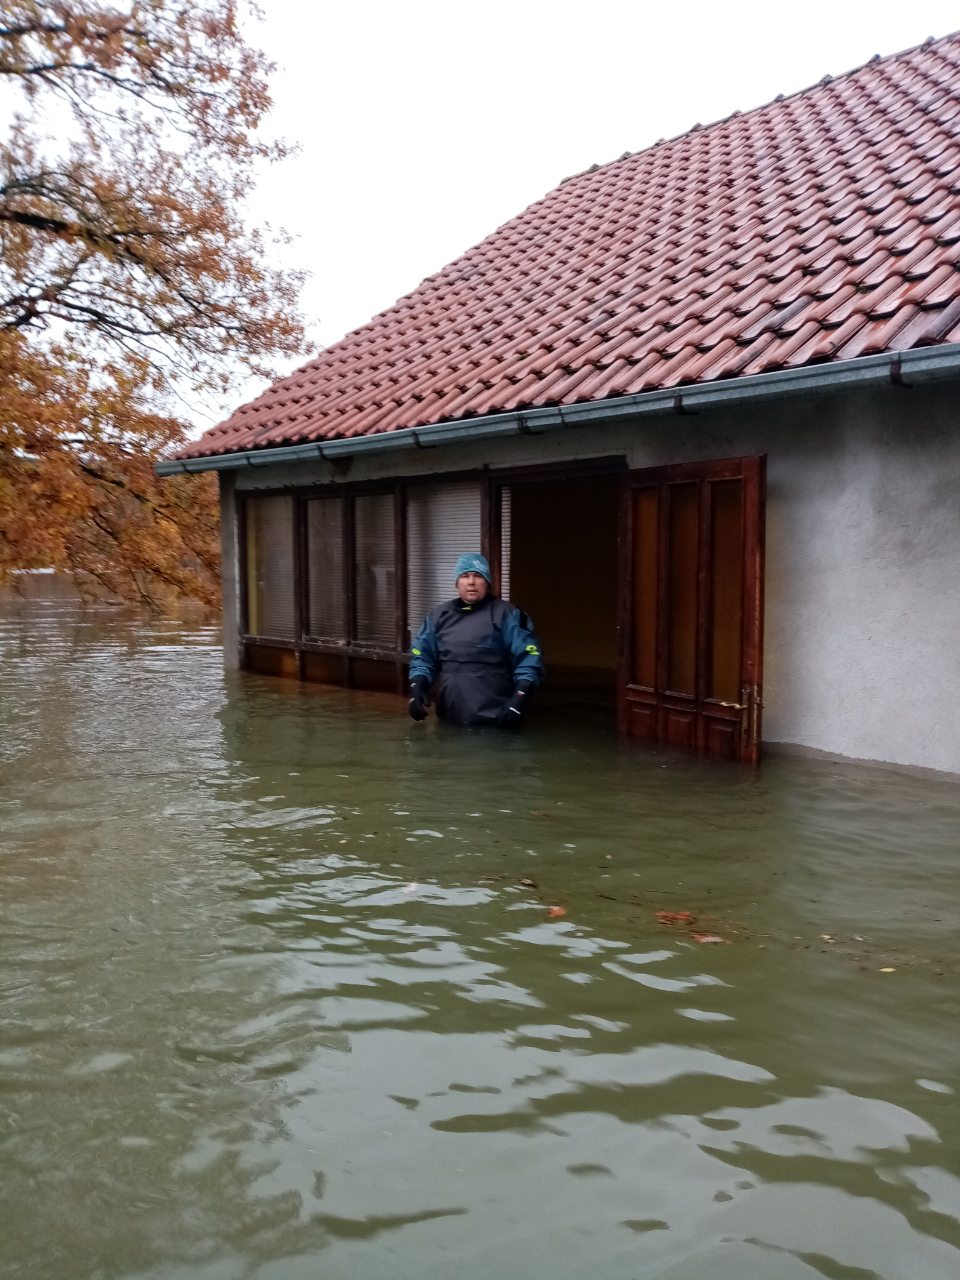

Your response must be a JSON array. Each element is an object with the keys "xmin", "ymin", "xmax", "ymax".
[{"xmin": 716, "ymin": 687, "xmax": 762, "ymax": 749}]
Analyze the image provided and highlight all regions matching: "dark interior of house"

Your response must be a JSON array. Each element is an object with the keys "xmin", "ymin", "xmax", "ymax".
[{"xmin": 507, "ymin": 473, "xmax": 621, "ymax": 714}]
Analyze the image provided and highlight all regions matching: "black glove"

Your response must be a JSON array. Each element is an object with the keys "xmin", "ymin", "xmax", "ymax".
[
  {"xmin": 499, "ymin": 683, "xmax": 533, "ymax": 729},
  {"xmin": 408, "ymin": 676, "xmax": 431, "ymax": 721}
]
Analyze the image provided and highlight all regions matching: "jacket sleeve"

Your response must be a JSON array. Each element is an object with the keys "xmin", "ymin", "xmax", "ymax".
[
  {"xmin": 502, "ymin": 607, "xmax": 545, "ymax": 688},
  {"xmin": 408, "ymin": 612, "xmax": 439, "ymax": 683}
]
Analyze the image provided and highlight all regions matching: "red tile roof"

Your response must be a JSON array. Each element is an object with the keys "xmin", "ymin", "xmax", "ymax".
[{"xmin": 183, "ymin": 33, "xmax": 960, "ymax": 459}]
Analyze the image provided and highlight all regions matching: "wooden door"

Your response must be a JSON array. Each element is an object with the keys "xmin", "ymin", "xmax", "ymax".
[{"xmin": 619, "ymin": 456, "xmax": 766, "ymax": 763}]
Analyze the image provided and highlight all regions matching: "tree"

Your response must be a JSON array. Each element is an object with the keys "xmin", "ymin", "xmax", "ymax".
[{"xmin": 0, "ymin": 1, "xmax": 308, "ymax": 607}]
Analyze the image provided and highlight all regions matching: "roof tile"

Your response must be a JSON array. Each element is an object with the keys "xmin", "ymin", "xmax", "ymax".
[{"xmin": 180, "ymin": 33, "xmax": 960, "ymax": 459}]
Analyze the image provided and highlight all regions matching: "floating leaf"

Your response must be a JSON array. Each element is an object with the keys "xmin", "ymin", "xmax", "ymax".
[
  {"xmin": 656, "ymin": 911, "xmax": 698, "ymax": 926},
  {"xmin": 546, "ymin": 905, "xmax": 567, "ymax": 919}
]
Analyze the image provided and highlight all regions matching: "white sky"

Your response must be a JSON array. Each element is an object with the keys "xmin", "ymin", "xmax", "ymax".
[{"xmin": 222, "ymin": 0, "xmax": 960, "ymax": 425}]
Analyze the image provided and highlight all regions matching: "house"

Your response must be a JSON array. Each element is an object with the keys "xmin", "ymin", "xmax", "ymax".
[{"xmin": 158, "ymin": 33, "xmax": 960, "ymax": 775}]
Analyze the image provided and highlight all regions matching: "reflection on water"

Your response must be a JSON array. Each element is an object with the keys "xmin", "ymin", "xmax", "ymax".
[{"xmin": 1, "ymin": 590, "xmax": 959, "ymax": 1280}]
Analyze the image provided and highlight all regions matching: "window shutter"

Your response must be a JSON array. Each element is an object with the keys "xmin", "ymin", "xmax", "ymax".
[
  {"xmin": 245, "ymin": 496, "xmax": 296, "ymax": 639},
  {"xmin": 305, "ymin": 497, "xmax": 346, "ymax": 641},
  {"xmin": 355, "ymin": 493, "xmax": 397, "ymax": 647},
  {"xmin": 406, "ymin": 483, "xmax": 483, "ymax": 642}
]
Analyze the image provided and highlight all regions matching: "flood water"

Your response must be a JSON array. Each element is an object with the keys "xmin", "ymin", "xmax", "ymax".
[{"xmin": 2, "ymin": 590, "xmax": 959, "ymax": 1280}]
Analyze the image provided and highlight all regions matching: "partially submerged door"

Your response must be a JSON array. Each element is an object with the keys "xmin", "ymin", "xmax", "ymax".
[{"xmin": 619, "ymin": 456, "xmax": 765, "ymax": 763}]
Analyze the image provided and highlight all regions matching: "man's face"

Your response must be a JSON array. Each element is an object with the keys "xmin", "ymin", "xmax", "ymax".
[{"xmin": 456, "ymin": 572, "xmax": 489, "ymax": 604}]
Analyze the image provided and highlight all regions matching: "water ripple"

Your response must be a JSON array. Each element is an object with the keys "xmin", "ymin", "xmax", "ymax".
[{"xmin": 2, "ymin": 592, "xmax": 959, "ymax": 1280}]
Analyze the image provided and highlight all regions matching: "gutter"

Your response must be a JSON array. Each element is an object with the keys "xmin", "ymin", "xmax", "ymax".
[{"xmin": 155, "ymin": 344, "xmax": 960, "ymax": 476}]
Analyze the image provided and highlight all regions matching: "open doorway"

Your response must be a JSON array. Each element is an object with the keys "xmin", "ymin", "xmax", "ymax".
[{"xmin": 500, "ymin": 472, "xmax": 622, "ymax": 714}]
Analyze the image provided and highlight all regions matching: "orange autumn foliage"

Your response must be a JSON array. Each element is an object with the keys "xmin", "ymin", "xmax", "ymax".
[{"xmin": 0, "ymin": 1, "xmax": 309, "ymax": 608}]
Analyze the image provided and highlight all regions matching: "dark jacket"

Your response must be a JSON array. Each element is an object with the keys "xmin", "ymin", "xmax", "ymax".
[{"xmin": 409, "ymin": 596, "xmax": 544, "ymax": 726}]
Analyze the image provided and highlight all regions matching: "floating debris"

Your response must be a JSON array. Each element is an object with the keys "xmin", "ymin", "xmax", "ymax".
[{"xmin": 655, "ymin": 911, "xmax": 698, "ymax": 926}]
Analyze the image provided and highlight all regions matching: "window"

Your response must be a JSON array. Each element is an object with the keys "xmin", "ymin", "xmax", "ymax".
[
  {"xmin": 305, "ymin": 497, "xmax": 346, "ymax": 641},
  {"xmin": 242, "ymin": 481, "xmax": 488, "ymax": 687},
  {"xmin": 354, "ymin": 493, "xmax": 397, "ymax": 647},
  {"xmin": 406, "ymin": 482, "xmax": 482, "ymax": 640},
  {"xmin": 245, "ymin": 495, "xmax": 296, "ymax": 638}
]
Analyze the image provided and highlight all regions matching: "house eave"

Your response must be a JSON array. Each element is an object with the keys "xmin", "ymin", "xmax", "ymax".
[{"xmin": 155, "ymin": 344, "xmax": 960, "ymax": 476}]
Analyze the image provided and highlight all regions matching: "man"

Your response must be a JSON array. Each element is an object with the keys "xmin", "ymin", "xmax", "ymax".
[{"xmin": 408, "ymin": 553, "xmax": 544, "ymax": 727}]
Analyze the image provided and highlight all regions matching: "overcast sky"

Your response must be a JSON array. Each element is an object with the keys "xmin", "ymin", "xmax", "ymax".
[{"xmin": 223, "ymin": 0, "xmax": 960, "ymax": 424}]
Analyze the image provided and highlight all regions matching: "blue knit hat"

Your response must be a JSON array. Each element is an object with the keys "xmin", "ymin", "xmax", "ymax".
[{"xmin": 454, "ymin": 552, "xmax": 491, "ymax": 584}]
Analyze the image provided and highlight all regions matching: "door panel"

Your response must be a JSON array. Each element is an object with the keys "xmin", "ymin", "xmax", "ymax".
[
  {"xmin": 665, "ymin": 482, "xmax": 698, "ymax": 694},
  {"xmin": 707, "ymin": 480, "xmax": 744, "ymax": 702},
  {"xmin": 619, "ymin": 456, "xmax": 765, "ymax": 763},
  {"xmin": 630, "ymin": 486, "xmax": 658, "ymax": 688}
]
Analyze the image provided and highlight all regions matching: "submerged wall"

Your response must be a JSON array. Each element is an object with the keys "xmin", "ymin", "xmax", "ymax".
[
  {"xmin": 224, "ymin": 380, "xmax": 960, "ymax": 775},
  {"xmin": 218, "ymin": 471, "xmax": 241, "ymax": 670}
]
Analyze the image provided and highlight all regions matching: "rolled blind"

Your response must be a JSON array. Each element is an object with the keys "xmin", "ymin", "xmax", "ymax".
[
  {"xmin": 406, "ymin": 483, "xmax": 482, "ymax": 642},
  {"xmin": 500, "ymin": 486, "xmax": 511, "ymax": 603},
  {"xmin": 305, "ymin": 497, "xmax": 346, "ymax": 641},
  {"xmin": 355, "ymin": 492, "xmax": 397, "ymax": 647},
  {"xmin": 245, "ymin": 495, "xmax": 296, "ymax": 639}
]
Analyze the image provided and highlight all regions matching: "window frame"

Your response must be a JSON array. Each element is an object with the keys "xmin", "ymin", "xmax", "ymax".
[{"xmin": 238, "ymin": 470, "xmax": 490, "ymax": 689}]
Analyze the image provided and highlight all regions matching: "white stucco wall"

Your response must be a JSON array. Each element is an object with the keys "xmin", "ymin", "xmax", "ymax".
[
  {"xmin": 758, "ymin": 386, "xmax": 960, "ymax": 775},
  {"xmin": 227, "ymin": 380, "xmax": 960, "ymax": 774}
]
